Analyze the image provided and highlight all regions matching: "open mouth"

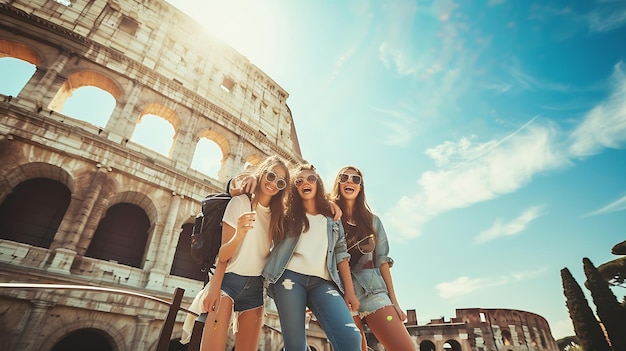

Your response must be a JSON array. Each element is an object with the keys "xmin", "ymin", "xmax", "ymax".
[
  {"xmin": 302, "ymin": 186, "xmax": 312, "ymax": 194},
  {"xmin": 344, "ymin": 186, "xmax": 355, "ymax": 194}
]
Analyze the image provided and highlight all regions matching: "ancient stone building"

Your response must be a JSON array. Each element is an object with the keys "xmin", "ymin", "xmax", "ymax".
[
  {"xmin": 0, "ymin": 1, "xmax": 562, "ymax": 351},
  {"xmin": 375, "ymin": 308, "xmax": 559, "ymax": 351},
  {"xmin": 0, "ymin": 0, "xmax": 305, "ymax": 350}
]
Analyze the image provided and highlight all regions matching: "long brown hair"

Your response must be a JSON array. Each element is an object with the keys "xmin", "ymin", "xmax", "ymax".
[
  {"xmin": 248, "ymin": 155, "xmax": 290, "ymax": 244},
  {"xmin": 285, "ymin": 163, "xmax": 333, "ymax": 238},
  {"xmin": 330, "ymin": 166, "xmax": 376, "ymax": 242}
]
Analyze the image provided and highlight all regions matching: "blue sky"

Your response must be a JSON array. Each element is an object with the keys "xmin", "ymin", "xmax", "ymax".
[{"xmin": 2, "ymin": 0, "xmax": 626, "ymax": 340}]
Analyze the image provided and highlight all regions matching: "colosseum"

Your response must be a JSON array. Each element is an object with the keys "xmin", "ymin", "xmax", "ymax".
[{"xmin": 0, "ymin": 1, "xmax": 560, "ymax": 350}]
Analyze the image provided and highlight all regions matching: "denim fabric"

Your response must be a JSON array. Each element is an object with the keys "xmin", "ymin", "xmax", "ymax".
[
  {"xmin": 269, "ymin": 270, "xmax": 361, "ymax": 351},
  {"xmin": 262, "ymin": 217, "xmax": 350, "ymax": 293},
  {"xmin": 353, "ymin": 285, "xmax": 393, "ymax": 318},
  {"xmin": 221, "ymin": 272, "xmax": 264, "ymax": 312},
  {"xmin": 350, "ymin": 215, "xmax": 395, "ymax": 297}
]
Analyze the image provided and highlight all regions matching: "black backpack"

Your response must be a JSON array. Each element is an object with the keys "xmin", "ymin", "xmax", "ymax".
[{"xmin": 190, "ymin": 192, "xmax": 232, "ymax": 276}]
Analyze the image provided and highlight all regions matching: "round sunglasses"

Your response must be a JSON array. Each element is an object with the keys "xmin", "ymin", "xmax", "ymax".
[
  {"xmin": 338, "ymin": 173, "xmax": 362, "ymax": 185},
  {"xmin": 294, "ymin": 174, "xmax": 317, "ymax": 187},
  {"xmin": 265, "ymin": 171, "xmax": 287, "ymax": 190}
]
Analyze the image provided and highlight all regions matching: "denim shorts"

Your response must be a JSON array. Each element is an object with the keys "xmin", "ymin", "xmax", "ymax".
[
  {"xmin": 353, "ymin": 282, "xmax": 393, "ymax": 318},
  {"xmin": 220, "ymin": 272, "xmax": 264, "ymax": 312}
]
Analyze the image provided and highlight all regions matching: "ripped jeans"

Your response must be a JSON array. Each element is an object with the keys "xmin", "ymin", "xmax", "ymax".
[{"xmin": 269, "ymin": 270, "xmax": 361, "ymax": 351}]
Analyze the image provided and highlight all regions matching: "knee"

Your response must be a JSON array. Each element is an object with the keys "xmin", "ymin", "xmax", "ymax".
[{"xmin": 344, "ymin": 322, "xmax": 363, "ymax": 345}]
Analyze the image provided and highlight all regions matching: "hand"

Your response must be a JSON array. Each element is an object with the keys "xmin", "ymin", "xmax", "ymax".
[
  {"xmin": 240, "ymin": 175, "xmax": 257, "ymax": 194},
  {"xmin": 203, "ymin": 282, "xmax": 220, "ymax": 313},
  {"xmin": 236, "ymin": 211, "xmax": 256, "ymax": 235},
  {"xmin": 344, "ymin": 291, "xmax": 360, "ymax": 313},
  {"xmin": 329, "ymin": 201, "xmax": 343, "ymax": 221},
  {"xmin": 394, "ymin": 304, "xmax": 407, "ymax": 321}
]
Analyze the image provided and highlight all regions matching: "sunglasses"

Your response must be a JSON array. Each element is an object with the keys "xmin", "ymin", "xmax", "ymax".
[
  {"xmin": 338, "ymin": 173, "xmax": 362, "ymax": 185},
  {"xmin": 347, "ymin": 233, "xmax": 375, "ymax": 254},
  {"xmin": 265, "ymin": 171, "xmax": 287, "ymax": 190},
  {"xmin": 294, "ymin": 174, "xmax": 317, "ymax": 187}
]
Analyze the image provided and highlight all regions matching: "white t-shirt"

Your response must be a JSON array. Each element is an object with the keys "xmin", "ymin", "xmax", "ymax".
[
  {"xmin": 221, "ymin": 194, "xmax": 272, "ymax": 276},
  {"xmin": 286, "ymin": 213, "xmax": 331, "ymax": 280}
]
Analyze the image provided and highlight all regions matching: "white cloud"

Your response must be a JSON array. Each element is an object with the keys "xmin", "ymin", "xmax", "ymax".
[
  {"xmin": 386, "ymin": 121, "xmax": 569, "ymax": 239},
  {"xmin": 474, "ymin": 205, "xmax": 546, "ymax": 244},
  {"xmin": 587, "ymin": 7, "xmax": 626, "ymax": 33},
  {"xmin": 373, "ymin": 108, "xmax": 415, "ymax": 146},
  {"xmin": 568, "ymin": 61, "xmax": 626, "ymax": 157},
  {"xmin": 436, "ymin": 268, "xmax": 548, "ymax": 300},
  {"xmin": 585, "ymin": 194, "xmax": 626, "ymax": 217}
]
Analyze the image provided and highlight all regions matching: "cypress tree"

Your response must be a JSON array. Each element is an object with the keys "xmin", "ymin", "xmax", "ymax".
[
  {"xmin": 561, "ymin": 267, "xmax": 611, "ymax": 351},
  {"xmin": 583, "ymin": 257, "xmax": 626, "ymax": 351}
]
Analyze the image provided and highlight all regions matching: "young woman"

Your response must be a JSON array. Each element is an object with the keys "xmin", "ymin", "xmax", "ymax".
[
  {"xmin": 262, "ymin": 163, "xmax": 362, "ymax": 351},
  {"xmin": 330, "ymin": 166, "xmax": 416, "ymax": 351},
  {"xmin": 200, "ymin": 155, "xmax": 290, "ymax": 351}
]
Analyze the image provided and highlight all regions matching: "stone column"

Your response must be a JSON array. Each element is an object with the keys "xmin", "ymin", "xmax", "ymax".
[
  {"xmin": 146, "ymin": 192, "xmax": 181, "ymax": 290},
  {"xmin": 130, "ymin": 315, "xmax": 153, "ymax": 350},
  {"xmin": 15, "ymin": 67, "xmax": 47, "ymax": 107},
  {"xmin": 218, "ymin": 137, "xmax": 244, "ymax": 182},
  {"xmin": 30, "ymin": 50, "xmax": 70, "ymax": 107},
  {"xmin": 66, "ymin": 166, "xmax": 109, "ymax": 249},
  {"xmin": 14, "ymin": 299, "xmax": 55, "ymax": 351},
  {"xmin": 48, "ymin": 193, "xmax": 83, "ymax": 250},
  {"xmin": 170, "ymin": 129, "xmax": 193, "ymax": 169},
  {"xmin": 106, "ymin": 82, "xmax": 141, "ymax": 143}
]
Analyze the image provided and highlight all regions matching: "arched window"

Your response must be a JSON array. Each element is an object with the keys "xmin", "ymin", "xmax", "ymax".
[
  {"xmin": 0, "ymin": 57, "xmax": 36, "ymax": 96},
  {"xmin": 501, "ymin": 328, "xmax": 513, "ymax": 346},
  {"xmin": 191, "ymin": 137, "xmax": 222, "ymax": 178},
  {"xmin": 85, "ymin": 203, "xmax": 150, "ymax": 268},
  {"xmin": 0, "ymin": 178, "xmax": 70, "ymax": 248},
  {"xmin": 170, "ymin": 223, "xmax": 207, "ymax": 281},
  {"xmin": 51, "ymin": 328, "xmax": 113, "ymax": 351},
  {"xmin": 131, "ymin": 114, "xmax": 175, "ymax": 156},
  {"xmin": 60, "ymin": 86, "xmax": 116, "ymax": 128},
  {"xmin": 420, "ymin": 340, "xmax": 436, "ymax": 351},
  {"xmin": 444, "ymin": 339, "xmax": 462, "ymax": 351}
]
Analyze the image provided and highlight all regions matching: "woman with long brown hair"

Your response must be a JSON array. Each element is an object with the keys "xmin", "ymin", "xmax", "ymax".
[{"xmin": 330, "ymin": 165, "xmax": 416, "ymax": 351}]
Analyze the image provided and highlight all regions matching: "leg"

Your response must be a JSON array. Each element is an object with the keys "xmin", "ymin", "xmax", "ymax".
[
  {"xmin": 307, "ymin": 278, "xmax": 362, "ymax": 351},
  {"xmin": 353, "ymin": 316, "xmax": 367, "ymax": 351},
  {"xmin": 365, "ymin": 306, "xmax": 416, "ymax": 351},
  {"xmin": 234, "ymin": 306, "xmax": 264, "ymax": 351},
  {"xmin": 200, "ymin": 295, "xmax": 234, "ymax": 351},
  {"xmin": 270, "ymin": 270, "xmax": 309, "ymax": 351}
]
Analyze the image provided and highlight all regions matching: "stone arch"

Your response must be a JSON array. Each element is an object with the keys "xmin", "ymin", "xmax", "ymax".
[
  {"xmin": 105, "ymin": 190, "xmax": 159, "ymax": 226},
  {"xmin": 0, "ymin": 162, "xmax": 75, "ymax": 203},
  {"xmin": 139, "ymin": 103, "xmax": 182, "ymax": 131},
  {"xmin": 443, "ymin": 339, "xmax": 462, "ymax": 351},
  {"xmin": 41, "ymin": 319, "xmax": 127, "ymax": 351},
  {"xmin": 0, "ymin": 177, "xmax": 71, "ymax": 248},
  {"xmin": 198, "ymin": 128, "xmax": 230, "ymax": 162},
  {"xmin": 419, "ymin": 339, "xmax": 436, "ymax": 351},
  {"xmin": 0, "ymin": 39, "xmax": 43, "ymax": 65},
  {"xmin": 501, "ymin": 327, "xmax": 513, "ymax": 346},
  {"xmin": 85, "ymin": 201, "xmax": 151, "ymax": 268},
  {"xmin": 49, "ymin": 70, "xmax": 122, "ymax": 112}
]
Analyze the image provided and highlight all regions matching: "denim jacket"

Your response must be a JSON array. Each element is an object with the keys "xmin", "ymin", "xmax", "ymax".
[
  {"xmin": 350, "ymin": 215, "xmax": 395, "ymax": 297},
  {"xmin": 262, "ymin": 217, "xmax": 351, "ymax": 293}
]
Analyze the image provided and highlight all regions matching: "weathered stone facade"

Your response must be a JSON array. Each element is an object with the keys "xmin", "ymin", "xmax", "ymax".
[
  {"xmin": 0, "ymin": 0, "xmax": 304, "ymax": 350},
  {"xmin": 387, "ymin": 308, "xmax": 560, "ymax": 351},
  {"xmin": 0, "ymin": 1, "xmax": 562, "ymax": 351}
]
